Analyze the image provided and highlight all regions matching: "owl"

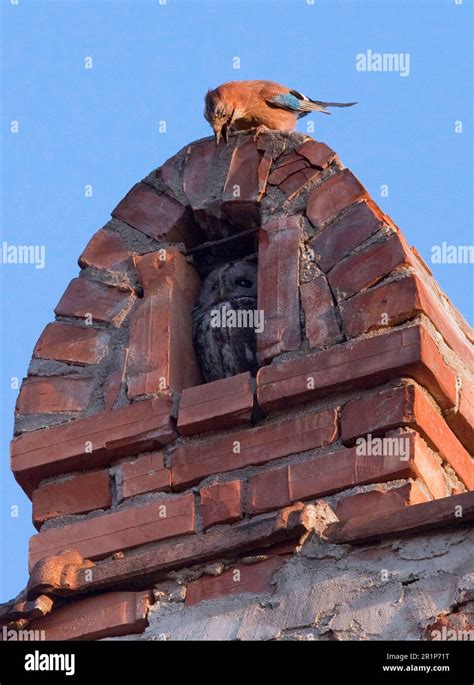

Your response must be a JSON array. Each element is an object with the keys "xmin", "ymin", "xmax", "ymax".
[{"xmin": 192, "ymin": 258, "xmax": 259, "ymax": 383}]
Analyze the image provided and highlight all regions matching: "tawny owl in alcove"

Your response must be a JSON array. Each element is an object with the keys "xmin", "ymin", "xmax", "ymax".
[{"xmin": 192, "ymin": 258, "xmax": 258, "ymax": 383}]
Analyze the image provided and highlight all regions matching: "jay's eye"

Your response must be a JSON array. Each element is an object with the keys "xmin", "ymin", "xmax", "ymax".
[{"xmin": 235, "ymin": 278, "xmax": 252, "ymax": 288}]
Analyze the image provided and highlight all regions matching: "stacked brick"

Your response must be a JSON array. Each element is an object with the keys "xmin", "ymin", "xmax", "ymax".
[{"xmin": 3, "ymin": 131, "xmax": 473, "ymax": 640}]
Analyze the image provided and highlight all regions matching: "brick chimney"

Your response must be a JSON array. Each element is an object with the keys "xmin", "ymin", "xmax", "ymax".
[{"xmin": 2, "ymin": 131, "xmax": 473, "ymax": 641}]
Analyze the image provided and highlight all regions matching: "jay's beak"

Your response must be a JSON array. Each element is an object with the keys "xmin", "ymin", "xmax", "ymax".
[{"xmin": 213, "ymin": 121, "xmax": 229, "ymax": 146}]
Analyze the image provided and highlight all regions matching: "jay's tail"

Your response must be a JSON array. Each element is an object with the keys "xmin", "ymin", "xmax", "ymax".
[{"xmin": 288, "ymin": 89, "xmax": 357, "ymax": 115}]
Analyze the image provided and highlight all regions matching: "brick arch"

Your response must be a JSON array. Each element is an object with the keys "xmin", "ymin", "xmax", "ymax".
[
  {"xmin": 5, "ymin": 132, "xmax": 473, "ymax": 640},
  {"xmin": 13, "ymin": 132, "xmax": 474, "ymax": 488}
]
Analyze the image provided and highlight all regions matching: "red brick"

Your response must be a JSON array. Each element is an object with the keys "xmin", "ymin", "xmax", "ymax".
[
  {"xmin": 446, "ymin": 381, "xmax": 474, "ymax": 453},
  {"xmin": 11, "ymin": 395, "xmax": 176, "ymax": 495},
  {"xmin": 33, "ymin": 322, "xmax": 110, "ymax": 365},
  {"xmin": 32, "ymin": 470, "xmax": 111, "ymax": 528},
  {"xmin": 172, "ymin": 407, "xmax": 338, "ymax": 488},
  {"xmin": 300, "ymin": 275, "xmax": 342, "ymax": 348},
  {"xmin": 340, "ymin": 276, "xmax": 423, "ymax": 338},
  {"xmin": 121, "ymin": 452, "xmax": 171, "ymax": 499},
  {"xmin": 335, "ymin": 482, "xmax": 429, "ymax": 521},
  {"xmin": 15, "ymin": 376, "xmax": 94, "ymax": 414},
  {"xmin": 279, "ymin": 167, "xmax": 321, "ymax": 198},
  {"xmin": 112, "ymin": 182, "xmax": 193, "ymax": 244},
  {"xmin": 183, "ymin": 138, "xmax": 218, "ymax": 202},
  {"xmin": 341, "ymin": 382, "xmax": 474, "ymax": 490},
  {"xmin": 78, "ymin": 228, "xmax": 130, "ymax": 271},
  {"xmin": 409, "ymin": 432, "xmax": 448, "ymax": 499},
  {"xmin": 257, "ymin": 324, "xmax": 457, "ymax": 413},
  {"xmin": 248, "ymin": 466, "xmax": 290, "ymax": 514},
  {"xmin": 29, "ymin": 492, "xmax": 196, "ymax": 570},
  {"xmin": 247, "ymin": 433, "xmax": 440, "ymax": 512},
  {"xmin": 103, "ymin": 348, "xmax": 128, "ymax": 410},
  {"xmin": 296, "ymin": 141, "xmax": 336, "ymax": 168},
  {"xmin": 185, "ymin": 557, "xmax": 284, "ymax": 606},
  {"xmin": 307, "ymin": 169, "xmax": 367, "ymax": 228},
  {"xmin": 339, "ymin": 275, "xmax": 474, "ymax": 370},
  {"xmin": 257, "ymin": 147, "xmax": 273, "ymax": 195},
  {"xmin": 257, "ymin": 216, "xmax": 302, "ymax": 363},
  {"xmin": 325, "ymin": 491, "xmax": 474, "ymax": 545},
  {"xmin": 309, "ymin": 200, "xmax": 385, "ymax": 272},
  {"xmin": 126, "ymin": 250, "xmax": 202, "ymax": 397},
  {"xmin": 328, "ymin": 233, "xmax": 413, "ymax": 301},
  {"xmin": 29, "ymin": 591, "xmax": 151, "ymax": 640},
  {"xmin": 200, "ymin": 480, "xmax": 243, "ymax": 529},
  {"xmin": 331, "ymin": 237, "xmax": 474, "ymax": 369},
  {"xmin": 268, "ymin": 159, "xmax": 310, "ymax": 186},
  {"xmin": 272, "ymin": 151, "xmax": 305, "ymax": 168},
  {"xmin": 177, "ymin": 372, "xmax": 253, "ymax": 436},
  {"xmin": 55, "ymin": 277, "xmax": 133, "ymax": 326},
  {"xmin": 222, "ymin": 138, "xmax": 263, "ymax": 202},
  {"xmin": 154, "ymin": 148, "xmax": 187, "ymax": 199}
]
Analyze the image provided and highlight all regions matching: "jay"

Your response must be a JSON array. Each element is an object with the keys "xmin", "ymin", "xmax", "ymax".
[{"xmin": 204, "ymin": 80, "xmax": 357, "ymax": 145}]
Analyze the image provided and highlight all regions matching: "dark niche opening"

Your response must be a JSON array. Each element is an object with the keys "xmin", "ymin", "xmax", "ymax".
[{"xmin": 187, "ymin": 220, "xmax": 260, "ymax": 385}]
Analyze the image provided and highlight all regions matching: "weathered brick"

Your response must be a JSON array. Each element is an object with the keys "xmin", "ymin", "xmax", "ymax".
[
  {"xmin": 32, "ymin": 470, "xmax": 111, "ymax": 528},
  {"xmin": 331, "ymin": 239, "xmax": 474, "ymax": 369},
  {"xmin": 446, "ymin": 381, "xmax": 474, "ymax": 453},
  {"xmin": 341, "ymin": 381, "xmax": 474, "ymax": 489},
  {"xmin": 200, "ymin": 480, "xmax": 243, "ymax": 529},
  {"xmin": 268, "ymin": 158, "xmax": 309, "ymax": 186},
  {"xmin": 307, "ymin": 169, "xmax": 367, "ymax": 228},
  {"xmin": 296, "ymin": 141, "xmax": 336, "ymax": 168},
  {"xmin": 300, "ymin": 275, "xmax": 342, "ymax": 348},
  {"xmin": 112, "ymin": 182, "xmax": 193, "ymax": 245},
  {"xmin": 78, "ymin": 228, "xmax": 130, "ymax": 272},
  {"xmin": 185, "ymin": 557, "xmax": 284, "ymax": 606},
  {"xmin": 257, "ymin": 324, "xmax": 457, "ymax": 413},
  {"xmin": 247, "ymin": 431, "xmax": 446, "ymax": 513},
  {"xmin": 309, "ymin": 200, "xmax": 385, "ymax": 273},
  {"xmin": 325, "ymin": 491, "xmax": 474, "ymax": 545},
  {"xmin": 126, "ymin": 250, "xmax": 202, "ymax": 397},
  {"xmin": 223, "ymin": 138, "xmax": 264, "ymax": 202},
  {"xmin": 248, "ymin": 467, "xmax": 290, "ymax": 514},
  {"xmin": 121, "ymin": 452, "xmax": 171, "ymax": 499},
  {"xmin": 29, "ymin": 492, "xmax": 196, "ymax": 570},
  {"xmin": 328, "ymin": 232, "xmax": 413, "ymax": 301},
  {"xmin": 55, "ymin": 277, "xmax": 133, "ymax": 326},
  {"xmin": 16, "ymin": 376, "xmax": 94, "ymax": 415},
  {"xmin": 172, "ymin": 407, "xmax": 338, "ymax": 488},
  {"xmin": 11, "ymin": 396, "xmax": 176, "ymax": 495},
  {"xmin": 103, "ymin": 348, "xmax": 128, "ymax": 411},
  {"xmin": 177, "ymin": 372, "xmax": 253, "ymax": 436},
  {"xmin": 340, "ymin": 275, "xmax": 423, "ymax": 338},
  {"xmin": 29, "ymin": 591, "xmax": 151, "ymax": 640},
  {"xmin": 33, "ymin": 322, "xmax": 110, "ymax": 366},
  {"xmin": 183, "ymin": 138, "xmax": 218, "ymax": 203},
  {"xmin": 279, "ymin": 167, "xmax": 321, "ymax": 199},
  {"xmin": 335, "ymin": 483, "xmax": 429, "ymax": 521},
  {"xmin": 257, "ymin": 216, "xmax": 302, "ymax": 363}
]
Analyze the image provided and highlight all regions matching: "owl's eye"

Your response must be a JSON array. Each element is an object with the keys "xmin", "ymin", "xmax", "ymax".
[{"xmin": 235, "ymin": 278, "xmax": 252, "ymax": 288}]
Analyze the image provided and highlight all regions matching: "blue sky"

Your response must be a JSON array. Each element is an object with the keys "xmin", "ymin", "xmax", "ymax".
[{"xmin": 0, "ymin": 0, "xmax": 472, "ymax": 602}]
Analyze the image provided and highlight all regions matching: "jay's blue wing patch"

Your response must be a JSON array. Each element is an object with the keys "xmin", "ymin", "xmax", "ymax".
[{"xmin": 265, "ymin": 89, "xmax": 331, "ymax": 117}]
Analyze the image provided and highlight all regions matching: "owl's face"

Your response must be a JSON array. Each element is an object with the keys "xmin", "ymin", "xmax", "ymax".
[{"xmin": 196, "ymin": 259, "xmax": 258, "ymax": 308}]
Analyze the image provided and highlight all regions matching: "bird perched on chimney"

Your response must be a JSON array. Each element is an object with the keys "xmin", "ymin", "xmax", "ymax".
[{"xmin": 204, "ymin": 80, "xmax": 357, "ymax": 144}]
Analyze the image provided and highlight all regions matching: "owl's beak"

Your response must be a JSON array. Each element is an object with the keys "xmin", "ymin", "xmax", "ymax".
[{"xmin": 219, "ymin": 287, "xmax": 226, "ymax": 300}]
